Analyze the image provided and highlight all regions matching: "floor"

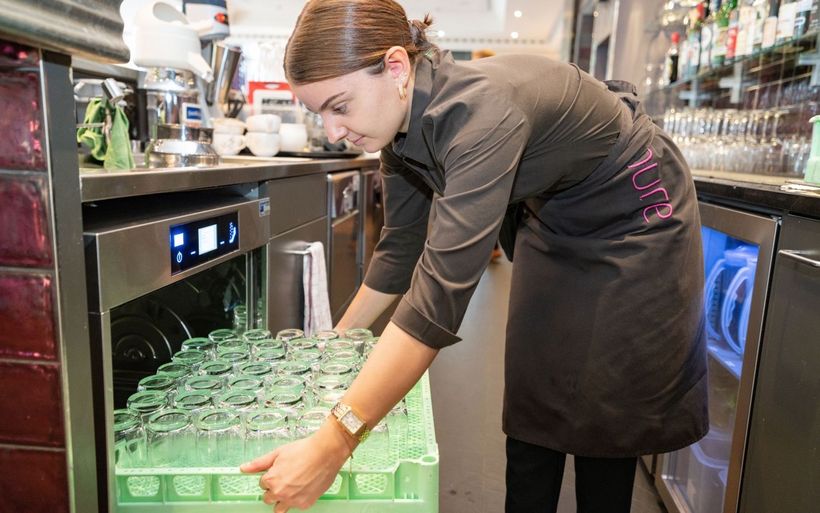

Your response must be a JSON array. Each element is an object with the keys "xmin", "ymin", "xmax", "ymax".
[{"xmin": 428, "ymin": 258, "xmax": 668, "ymax": 513}]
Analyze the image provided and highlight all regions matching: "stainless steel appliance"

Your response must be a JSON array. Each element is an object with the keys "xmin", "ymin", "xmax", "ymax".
[
  {"xmin": 328, "ymin": 171, "xmax": 361, "ymax": 322},
  {"xmin": 264, "ymin": 173, "xmax": 329, "ymax": 332},
  {"xmin": 738, "ymin": 215, "xmax": 820, "ymax": 513},
  {"xmin": 84, "ymin": 190, "xmax": 270, "ymax": 511},
  {"xmin": 656, "ymin": 201, "xmax": 777, "ymax": 513},
  {"xmin": 360, "ymin": 167, "xmax": 384, "ymax": 278}
]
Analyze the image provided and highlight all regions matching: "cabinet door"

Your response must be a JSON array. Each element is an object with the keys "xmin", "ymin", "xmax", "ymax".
[
  {"xmin": 265, "ymin": 217, "xmax": 328, "ymax": 332},
  {"xmin": 739, "ymin": 215, "xmax": 820, "ymax": 513}
]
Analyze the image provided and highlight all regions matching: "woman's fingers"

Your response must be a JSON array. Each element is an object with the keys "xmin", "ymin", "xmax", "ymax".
[
  {"xmin": 240, "ymin": 448, "xmax": 279, "ymax": 473},
  {"xmin": 274, "ymin": 501, "xmax": 290, "ymax": 513}
]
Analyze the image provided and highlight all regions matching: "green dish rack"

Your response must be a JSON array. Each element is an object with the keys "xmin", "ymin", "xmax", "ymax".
[{"xmin": 115, "ymin": 372, "xmax": 439, "ymax": 512}]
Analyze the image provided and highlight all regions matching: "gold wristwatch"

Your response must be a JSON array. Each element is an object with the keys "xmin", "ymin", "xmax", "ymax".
[{"xmin": 330, "ymin": 402, "xmax": 370, "ymax": 443}]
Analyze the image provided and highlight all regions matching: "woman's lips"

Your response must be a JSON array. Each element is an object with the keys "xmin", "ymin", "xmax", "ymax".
[{"xmin": 352, "ymin": 136, "xmax": 364, "ymax": 146}]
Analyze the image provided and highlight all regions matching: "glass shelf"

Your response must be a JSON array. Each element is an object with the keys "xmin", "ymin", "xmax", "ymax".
[{"xmin": 647, "ymin": 29, "xmax": 820, "ymax": 98}]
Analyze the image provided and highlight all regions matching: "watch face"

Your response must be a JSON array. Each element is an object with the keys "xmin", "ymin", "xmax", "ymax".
[{"xmin": 340, "ymin": 410, "xmax": 364, "ymax": 434}]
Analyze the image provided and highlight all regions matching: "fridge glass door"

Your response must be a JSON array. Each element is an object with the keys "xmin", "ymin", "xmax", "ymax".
[{"xmin": 659, "ymin": 201, "xmax": 777, "ymax": 513}]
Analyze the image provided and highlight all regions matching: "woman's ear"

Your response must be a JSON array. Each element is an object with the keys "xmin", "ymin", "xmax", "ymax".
[{"xmin": 383, "ymin": 46, "xmax": 411, "ymax": 80}]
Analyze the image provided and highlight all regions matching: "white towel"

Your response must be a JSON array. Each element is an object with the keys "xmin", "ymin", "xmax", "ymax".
[{"xmin": 303, "ymin": 241, "xmax": 333, "ymax": 337}]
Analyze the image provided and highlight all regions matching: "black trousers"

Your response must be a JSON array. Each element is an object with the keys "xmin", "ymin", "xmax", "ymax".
[{"xmin": 506, "ymin": 437, "xmax": 638, "ymax": 513}]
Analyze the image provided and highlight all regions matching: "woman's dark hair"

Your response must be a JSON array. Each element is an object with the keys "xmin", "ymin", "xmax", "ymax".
[{"xmin": 284, "ymin": 0, "xmax": 436, "ymax": 85}]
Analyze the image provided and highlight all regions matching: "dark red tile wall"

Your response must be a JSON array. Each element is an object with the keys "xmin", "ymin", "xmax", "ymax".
[
  {"xmin": 0, "ymin": 39, "xmax": 69, "ymax": 512},
  {"xmin": 0, "ymin": 174, "xmax": 53, "ymax": 267},
  {"xmin": 0, "ymin": 272, "xmax": 56, "ymax": 360},
  {"xmin": 0, "ymin": 362, "xmax": 64, "ymax": 447},
  {"xmin": 0, "ymin": 446, "xmax": 68, "ymax": 513},
  {"xmin": 0, "ymin": 71, "xmax": 45, "ymax": 170}
]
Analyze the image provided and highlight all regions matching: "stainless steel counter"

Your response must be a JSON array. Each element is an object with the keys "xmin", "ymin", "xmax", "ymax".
[{"xmin": 79, "ymin": 155, "xmax": 380, "ymax": 202}]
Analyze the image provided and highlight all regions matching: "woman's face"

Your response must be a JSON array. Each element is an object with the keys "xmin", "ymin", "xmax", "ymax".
[{"xmin": 292, "ymin": 65, "xmax": 410, "ymax": 153}]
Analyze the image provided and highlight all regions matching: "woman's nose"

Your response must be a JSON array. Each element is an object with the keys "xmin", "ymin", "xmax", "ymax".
[{"xmin": 324, "ymin": 117, "xmax": 347, "ymax": 144}]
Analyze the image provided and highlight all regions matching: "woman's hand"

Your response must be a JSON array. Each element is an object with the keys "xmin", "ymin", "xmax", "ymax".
[{"xmin": 240, "ymin": 421, "xmax": 353, "ymax": 512}]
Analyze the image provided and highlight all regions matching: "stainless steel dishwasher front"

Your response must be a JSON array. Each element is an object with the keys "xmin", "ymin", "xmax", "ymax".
[{"xmin": 327, "ymin": 170, "xmax": 361, "ymax": 322}]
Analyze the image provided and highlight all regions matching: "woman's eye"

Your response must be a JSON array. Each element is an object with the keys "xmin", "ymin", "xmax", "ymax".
[{"xmin": 332, "ymin": 104, "xmax": 347, "ymax": 115}]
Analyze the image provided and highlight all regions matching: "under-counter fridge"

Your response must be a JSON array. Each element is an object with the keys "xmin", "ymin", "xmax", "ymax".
[{"xmin": 656, "ymin": 201, "xmax": 777, "ymax": 513}]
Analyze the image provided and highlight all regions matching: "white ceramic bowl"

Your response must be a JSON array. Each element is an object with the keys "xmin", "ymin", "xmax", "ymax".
[
  {"xmin": 245, "ymin": 132, "xmax": 280, "ymax": 157},
  {"xmin": 279, "ymin": 123, "xmax": 309, "ymax": 152},
  {"xmin": 212, "ymin": 133, "xmax": 245, "ymax": 156},
  {"xmin": 246, "ymin": 114, "xmax": 282, "ymax": 133},
  {"xmin": 212, "ymin": 118, "xmax": 246, "ymax": 135}
]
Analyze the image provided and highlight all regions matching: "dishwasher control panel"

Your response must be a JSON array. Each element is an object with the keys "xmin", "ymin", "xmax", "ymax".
[{"xmin": 170, "ymin": 211, "xmax": 239, "ymax": 274}]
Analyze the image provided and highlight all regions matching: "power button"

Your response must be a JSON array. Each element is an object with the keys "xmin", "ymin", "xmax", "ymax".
[{"xmin": 176, "ymin": 251, "xmax": 183, "ymax": 263}]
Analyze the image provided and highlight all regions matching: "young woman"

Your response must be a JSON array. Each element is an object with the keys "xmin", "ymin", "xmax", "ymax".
[{"xmin": 241, "ymin": 1, "xmax": 708, "ymax": 512}]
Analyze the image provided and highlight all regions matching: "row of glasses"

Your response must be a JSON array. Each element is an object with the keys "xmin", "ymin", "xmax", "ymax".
[
  {"xmin": 662, "ymin": 107, "xmax": 811, "ymax": 177},
  {"xmin": 119, "ymin": 326, "xmax": 399, "ymax": 470}
]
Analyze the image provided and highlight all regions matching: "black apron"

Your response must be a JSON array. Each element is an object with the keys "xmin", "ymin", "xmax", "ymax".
[{"xmin": 502, "ymin": 82, "xmax": 709, "ymax": 457}]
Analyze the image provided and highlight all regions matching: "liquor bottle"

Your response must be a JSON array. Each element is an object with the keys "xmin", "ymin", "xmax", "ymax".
[
  {"xmin": 777, "ymin": 1, "xmax": 797, "ymax": 43},
  {"xmin": 688, "ymin": 2, "xmax": 706, "ymax": 75},
  {"xmin": 666, "ymin": 32, "xmax": 681, "ymax": 84},
  {"xmin": 736, "ymin": 2, "xmax": 759, "ymax": 57},
  {"xmin": 713, "ymin": 0, "xmax": 735, "ymax": 66},
  {"xmin": 794, "ymin": 0, "xmax": 812, "ymax": 36},
  {"xmin": 762, "ymin": 0, "xmax": 781, "ymax": 48},
  {"xmin": 726, "ymin": 0, "xmax": 741, "ymax": 62},
  {"xmin": 751, "ymin": 0, "xmax": 771, "ymax": 53},
  {"xmin": 810, "ymin": 0, "xmax": 820, "ymax": 31},
  {"xmin": 701, "ymin": 0, "xmax": 719, "ymax": 70}
]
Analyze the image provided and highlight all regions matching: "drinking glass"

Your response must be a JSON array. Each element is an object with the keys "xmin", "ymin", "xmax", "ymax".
[
  {"xmin": 195, "ymin": 409, "xmax": 244, "ymax": 466},
  {"xmin": 245, "ymin": 409, "xmax": 291, "ymax": 460},
  {"xmin": 208, "ymin": 328, "xmax": 237, "ymax": 343},
  {"xmin": 237, "ymin": 361, "xmax": 273, "ymax": 379},
  {"xmin": 137, "ymin": 375, "xmax": 176, "ymax": 394},
  {"xmin": 184, "ymin": 375, "xmax": 224, "ymax": 394},
  {"xmin": 216, "ymin": 338, "xmax": 249, "ymax": 355},
  {"xmin": 199, "ymin": 359, "xmax": 234, "ymax": 384},
  {"xmin": 251, "ymin": 339, "xmax": 285, "ymax": 355},
  {"xmin": 275, "ymin": 328, "xmax": 304, "ymax": 343},
  {"xmin": 325, "ymin": 338, "xmax": 355, "ymax": 353},
  {"xmin": 294, "ymin": 407, "xmax": 328, "ymax": 438},
  {"xmin": 146, "ymin": 409, "xmax": 195, "ymax": 467},
  {"xmin": 220, "ymin": 349, "xmax": 251, "ymax": 370},
  {"xmin": 318, "ymin": 360, "xmax": 354, "ymax": 380},
  {"xmin": 181, "ymin": 337, "xmax": 217, "ymax": 359},
  {"xmin": 255, "ymin": 347, "xmax": 287, "ymax": 363},
  {"xmin": 126, "ymin": 390, "xmax": 167, "ymax": 425},
  {"xmin": 227, "ymin": 376, "xmax": 265, "ymax": 399},
  {"xmin": 217, "ymin": 390, "xmax": 259, "ymax": 415},
  {"xmin": 233, "ymin": 305, "xmax": 248, "ymax": 335},
  {"xmin": 172, "ymin": 349, "xmax": 207, "ymax": 370},
  {"xmin": 156, "ymin": 362, "xmax": 192, "ymax": 385},
  {"xmin": 324, "ymin": 349, "xmax": 360, "ymax": 369},
  {"xmin": 174, "ymin": 390, "xmax": 213, "ymax": 414},
  {"xmin": 315, "ymin": 389, "xmax": 346, "ymax": 410},
  {"xmin": 277, "ymin": 360, "xmax": 312, "ymax": 379},
  {"xmin": 312, "ymin": 330, "xmax": 338, "ymax": 350},
  {"xmin": 242, "ymin": 329, "xmax": 273, "ymax": 344},
  {"xmin": 287, "ymin": 337, "xmax": 317, "ymax": 355},
  {"xmin": 344, "ymin": 328, "xmax": 372, "ymax": 354},
  {"xmin": 264, "ymin": 391, "xmax": 304, "ymax": 420},
  {"xmin": 114, "ymin": 409, "xmax": 145, "ymax": 468}
]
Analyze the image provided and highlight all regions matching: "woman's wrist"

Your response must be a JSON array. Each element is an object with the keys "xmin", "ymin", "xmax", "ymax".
[{"xmin": 316, "ymin": 419, "xmax": 357, "ymax": 463}]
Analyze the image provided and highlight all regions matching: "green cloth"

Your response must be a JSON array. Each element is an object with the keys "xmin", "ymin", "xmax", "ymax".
[{"xmin": 77, "ymin": 98, "xmax": 135, "ymax": 170}]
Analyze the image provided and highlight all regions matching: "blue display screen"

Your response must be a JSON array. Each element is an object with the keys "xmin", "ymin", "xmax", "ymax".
[{"xmin": 170, "ymin": 211, "xmax": 239, "ymax": 274}]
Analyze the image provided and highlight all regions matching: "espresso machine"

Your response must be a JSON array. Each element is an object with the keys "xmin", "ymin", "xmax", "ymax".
[{"xmin": 126, "ymin": 0, "xmax": 242, "ymax": 162}]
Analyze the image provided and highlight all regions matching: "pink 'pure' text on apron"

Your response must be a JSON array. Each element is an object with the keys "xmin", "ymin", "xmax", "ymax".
[{"xmin": 629, "ymin": 147, "xmax": 674, "ymax": 223}]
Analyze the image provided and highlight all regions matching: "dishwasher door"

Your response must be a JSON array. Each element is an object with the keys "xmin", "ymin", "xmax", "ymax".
[
  {"xmin": 328, "ymin": 171, "xmax": 361, "ymax": 322},
  {"xmin": 266, "ymin": 216, "xmax": 328, "ymax": 333}
]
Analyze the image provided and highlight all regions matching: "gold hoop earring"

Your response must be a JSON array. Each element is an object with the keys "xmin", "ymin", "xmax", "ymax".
[{"xmin": 398, "ymin": 82, "xmax": 407, "ymax": 100}]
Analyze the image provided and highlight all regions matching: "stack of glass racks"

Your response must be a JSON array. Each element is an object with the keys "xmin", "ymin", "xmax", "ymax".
[{"xmin": 113, "ymin": 327, "xmax": 440, "ymax": 512}]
